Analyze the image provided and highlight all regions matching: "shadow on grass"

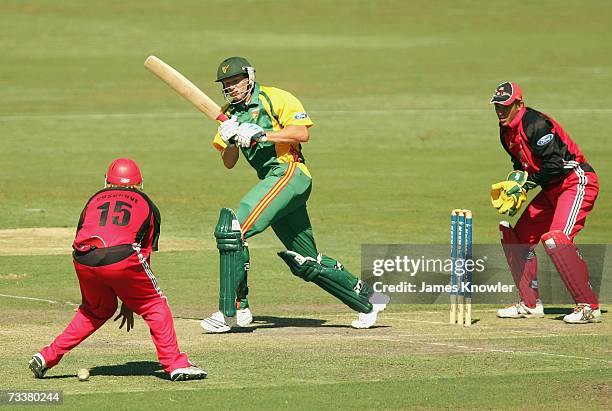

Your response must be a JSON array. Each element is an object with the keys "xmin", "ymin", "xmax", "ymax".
[
  {"xmin": 90, "ymin": 361, "xmax": 166, "ymax": 380},
  {"xmin": 250, "ymin": 315, "xmax": 390, "ymax": 330},
  {"xmin": 44, "ymin": 374, "xmax": 80, "ymax": 380},
  {"xmin": 178, "ymin": 315, "xmax": 391, "ymax": 332},
  {"xmin": 42, "ymin": 361, "xmax": 165, "ymax": 380}
]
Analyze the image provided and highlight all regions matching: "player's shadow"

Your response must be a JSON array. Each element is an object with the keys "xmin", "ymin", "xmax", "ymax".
[
  {"xmin": 177, "ymin": 315, "xmax": 390, "ymax": 333},
  {"xmin": 90, "ymin": 361, "xmax": 167, "ymax": 379},
  {"xmin": 43, "ymin": 374, "xmax": 80, "ymax": 379},
  {"xmin": 249, "ymin": 315, "xmax": 389, "ymax": 330}
]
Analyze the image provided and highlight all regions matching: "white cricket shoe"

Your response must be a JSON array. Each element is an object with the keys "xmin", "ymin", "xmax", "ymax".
[
  {"xmin": 28, "ymin": 353, "xmax": 48, "ymax": 379},
  {"xmin": 200, "ymin": 311, "xmax": 231, "ymax": 333},
  {"xmin": 351, "ymin": 293, "xmax": 390, "ymax": 329},
  {"xmin": 170, "ymin": 365, "xmax": 207, "ymax": 381},
  {"xmin": 200, "ymin": 308, "xmax": 253, "ymax": 333},
  {"xmin": 563, "ymin": 304, "xmax": 602, "ymax": 324},
  {"xmin": 236, "ymin": 307, "xmax": 253, "ymax": 327},
  {"xmin": 497, "ymin": 300, "xmax": 544, "ymax": 318}
]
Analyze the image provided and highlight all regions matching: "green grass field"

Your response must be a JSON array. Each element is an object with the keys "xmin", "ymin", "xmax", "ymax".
[{"xmin": 1, "ymin": 1, "xmax": 611, "ymax": 409}]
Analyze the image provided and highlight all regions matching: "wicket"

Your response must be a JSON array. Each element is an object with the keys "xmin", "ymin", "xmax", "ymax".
[{"xmin": 450, "ymin": 209, "xmax": 473, "ymax": 326}]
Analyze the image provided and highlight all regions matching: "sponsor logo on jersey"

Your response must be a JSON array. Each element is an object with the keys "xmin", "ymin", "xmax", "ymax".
[
  {"xmin": 294, "ymin": 112, "xmax": 308, "ymax": 120},
  {"xmin": 251, "ymin": 109, "xmax": 259, "ymax": 120},
  {"xmin": 536, "ymin": 133, "xmax": 554, "ymax": 146}
]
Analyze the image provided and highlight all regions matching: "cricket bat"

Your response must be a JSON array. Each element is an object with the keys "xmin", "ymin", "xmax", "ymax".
[{"xmin": 144, "ymin": 55, "xmax": 228, "ymax": 123}]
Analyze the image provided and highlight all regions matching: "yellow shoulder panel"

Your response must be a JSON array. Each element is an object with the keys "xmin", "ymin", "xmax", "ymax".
[{"xmin": 259, "ymin": 86, "xmax": 313, "ymax": 128}]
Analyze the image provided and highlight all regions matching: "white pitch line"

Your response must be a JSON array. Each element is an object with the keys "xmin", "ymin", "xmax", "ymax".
[
  {"xmin": 393, "ymin": 318, "xmax": 449, "ymax": 325},
  {"xmin": 430, "ymin": 334, "xmax": 606, "ymax": 341},
  {"xmin": 415, "ymin": 340, "xmax": 612, "ymax": 364},
  {"xmin": 342, "ymin": 336, "xmax": 611, "ymax": 363},
  {"xmin": 0, "ymin": 293, "xmax": 79, "ymax": 306}
]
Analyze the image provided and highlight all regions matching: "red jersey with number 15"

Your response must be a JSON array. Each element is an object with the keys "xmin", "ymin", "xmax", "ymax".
[{"xmin": 73, "ymin": 187, "xmax": 160, "ymax": 256}]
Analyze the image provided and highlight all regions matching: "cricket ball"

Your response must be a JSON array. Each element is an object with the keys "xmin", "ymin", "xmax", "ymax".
[{"xmin": 77, "ymin": 368, "xmax": 90, "ymax": 381}]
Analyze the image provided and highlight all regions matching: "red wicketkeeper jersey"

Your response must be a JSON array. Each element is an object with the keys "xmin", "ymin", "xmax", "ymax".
[
  {"xmin": 73, "ymin": 187, "xmax": 160, "ymax": 256},
  {"xmin": 499, "ymin": 107, "xmax": 589, "ymax": 187}
]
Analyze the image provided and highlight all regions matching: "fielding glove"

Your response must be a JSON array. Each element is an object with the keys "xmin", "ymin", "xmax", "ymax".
[
  {"xmin": 218, "ymin": 115, "xmax": 239, "ymax": 145},
  {"xmin": 236, "ymin": 123, "xmax": 266, "ymax": 148}
]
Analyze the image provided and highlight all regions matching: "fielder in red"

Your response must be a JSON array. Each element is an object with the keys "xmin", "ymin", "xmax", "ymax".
[
  {"xmin": 28, "ymin": 159, "xmax": 207, "ymax": 381},
  {"xmin": 489, "ymin": 82, "xmax": 601, "ymax": 324}
]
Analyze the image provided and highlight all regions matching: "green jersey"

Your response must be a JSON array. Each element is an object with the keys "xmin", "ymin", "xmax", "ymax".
[{"xmin": 213, "ymin": 83, "xmax": 313, "ymax": 179}]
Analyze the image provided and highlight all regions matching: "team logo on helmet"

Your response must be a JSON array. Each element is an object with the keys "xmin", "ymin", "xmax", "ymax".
[
  {"xmin": 222, "ymin": 65, "xmax": 230, "ymax": 74},
  {"xmin": 105, "ymin": 158, "xmax": 143, "ymax": 188},
  {"xmin": 495, "ymin": 86, "xmax": 510, "ymax": 98}
]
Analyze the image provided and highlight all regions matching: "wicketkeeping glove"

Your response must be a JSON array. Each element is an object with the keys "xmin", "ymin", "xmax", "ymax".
[
  {"xmin": 507, "ymin": 188, "xmax": 528, "ymax": 216},
  {"xmin": 490, "ymin": 181, "xmax": 528, "ymax": 215},
  {"xmin": 491, "ymin": 181, "xmax": 516, "ymax": 209},
  {"xmin": 218, "ymin": 115, "xmax": 239, "ymax": 145},
  {"xmin": 236, "ymin": 123, "xmax": 266, "ymax": 148},
  {"xmin": 507, "ymin": 170, "xmax": 538, "ymax": 191},
  {"xmin": 491, "ymin": 170, "xmax": 532, "ymax": 205}
]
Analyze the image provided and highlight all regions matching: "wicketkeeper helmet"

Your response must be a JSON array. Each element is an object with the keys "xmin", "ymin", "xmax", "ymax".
[{"xmin": 105, "ymin": 158, "xmax": 143, "ymax": 188}]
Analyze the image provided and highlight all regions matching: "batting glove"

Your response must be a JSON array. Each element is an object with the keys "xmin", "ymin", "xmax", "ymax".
[
  {"xmin": 218, "ymin": 115, "xmax": 239, "ymax": 145},
  {"xmin": 236, "ymin": 123, "xmax": 266, "ymax": 148}
]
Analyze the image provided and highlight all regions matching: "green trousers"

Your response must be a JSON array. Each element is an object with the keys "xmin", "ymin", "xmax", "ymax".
[
  {"xmin": 227, "ymin": 162, "xmax": 367, "ymax": 313},
  {"xmin": 237, "ymin": 162, "xmax": 318, "ymax": 258}
]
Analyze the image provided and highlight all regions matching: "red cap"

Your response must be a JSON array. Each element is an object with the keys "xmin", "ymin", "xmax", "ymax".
[
  {"xmin": 105, "ymin": 158, "xmax": 143, "ymax": 186},
  {"xmin": 490, "ymin": 81, "xmax": 523, "ymax": 106}
]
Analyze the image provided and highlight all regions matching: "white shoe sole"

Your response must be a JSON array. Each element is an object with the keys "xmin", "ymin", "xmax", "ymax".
[
  {"xmin": 497, "ymin": 305, "xmax": 544, "ymax": 319},
  {"xmin": 497, "ymin": 312, "xmax": 545, "ymax": 319},
  {"xmin": 564, "ymin": 317, "xmax": 602, "ymax": 324},
  {"xmin": 200, "ymin": 318, "xmax": 231, "ymax": 333},
  {"xmin": 170, "ymin": 370, "xmax": 208, "ymax": 381}
]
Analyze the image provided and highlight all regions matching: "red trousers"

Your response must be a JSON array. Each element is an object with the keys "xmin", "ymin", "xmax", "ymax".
[
  {"xmin": 514, "ymin": 169, "xmax": 598, "ymax": 244},
  {"xmin": 511, "ymin": 168, "xmax": 599, "ymax": 304},
  {"xmin": 39, "ymin": 249, "xmax": 191, "ymax": 374}
]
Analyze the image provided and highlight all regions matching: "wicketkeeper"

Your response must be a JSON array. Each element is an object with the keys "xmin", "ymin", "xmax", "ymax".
[
  {"xmin": 200, "ymin": 57, "xmax": 388, "ymax": 332},
  {"xmin": 29, "ymin": 159, "xmax": 207, "ymax": 381},
  {"xmin": 489, "ymin": 82, "xmax": 601, "ymax": 323}
]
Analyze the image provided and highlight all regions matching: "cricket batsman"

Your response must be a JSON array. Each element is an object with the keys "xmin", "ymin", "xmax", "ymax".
[
  {"xmin": 489, "ymin": 82, "xmax": 601, "ymax": 323},
  {"xmin": 29, "ymin": 159, "xmax": 207, "ymax": 381},
  {"xmin": 200, "ymin": 57, "xmax": 388, "ymax": 332}
]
